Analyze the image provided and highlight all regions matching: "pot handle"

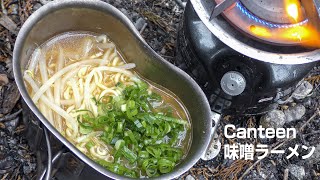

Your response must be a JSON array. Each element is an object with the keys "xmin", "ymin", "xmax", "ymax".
[
  {"xmin": 39, "ymin": 126, "xmax": 65, "ymax": 180},
  {"xmin": 39, "ymin": 148, "xmax": 65, "ymax": 180},
  {"xmin": 201, "ymin": 111, "xmax": 222, "ymax": 161}
]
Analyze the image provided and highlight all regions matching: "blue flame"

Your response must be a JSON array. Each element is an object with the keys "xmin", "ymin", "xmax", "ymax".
[{"xmin": 235, "ymin": 2, "xmax": 308, "ymax": 28}]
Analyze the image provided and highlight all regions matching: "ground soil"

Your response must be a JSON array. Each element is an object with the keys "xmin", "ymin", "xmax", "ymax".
[{"xmin": 1, "ymin": 0, "xmax": 320, "ymax": 179}]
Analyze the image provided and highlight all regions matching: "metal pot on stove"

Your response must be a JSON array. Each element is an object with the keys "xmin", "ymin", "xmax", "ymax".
[{"xmin": 176, "ymin": 0, "xmax": 320, "ymax": 115}]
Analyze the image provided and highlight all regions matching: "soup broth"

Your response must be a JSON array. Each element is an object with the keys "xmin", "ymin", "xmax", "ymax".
[{"xmin": 24, "ymin": 32, "xmax": 192, "ymax": 178}]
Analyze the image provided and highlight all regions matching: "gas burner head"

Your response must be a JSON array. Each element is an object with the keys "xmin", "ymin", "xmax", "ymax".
[
  {"xmin": 190, "ymin": 0, "xmax": 320, "ymax": 64},
  {"xmin": 214, "ymin": 0, "xmax": 311, "ymax": 45},
  {"xmin": 240, "ymin": 0, "xmax": 303, "ymax": 24}
]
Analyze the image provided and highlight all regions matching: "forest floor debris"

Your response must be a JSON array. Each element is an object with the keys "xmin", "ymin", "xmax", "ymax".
[{"xmin": 1, "ymin": 0, "xmax": 320, "ymax": 179}]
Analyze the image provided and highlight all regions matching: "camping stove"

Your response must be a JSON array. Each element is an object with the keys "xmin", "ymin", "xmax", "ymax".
[{"xmin": 176, "ymin": 0, "xmax": 320, "ymax": 115}]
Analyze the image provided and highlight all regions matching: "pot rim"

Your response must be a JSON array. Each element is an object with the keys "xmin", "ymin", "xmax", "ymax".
[{"xmin": 13, "ymin": 0, "xmax": 213, "ymax": 179}]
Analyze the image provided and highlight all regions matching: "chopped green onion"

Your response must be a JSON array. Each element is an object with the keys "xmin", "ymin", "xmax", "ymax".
[
  {"xmin": 155, "ymin": 114, "xmax": 188, "ymax": 125},
  {"xmin": 121, "ymin": 104, "xmax": 127, "ymax": 112},
  {"xmin": 124, "ymin": 130, "xmax": 138, "ymax": 145},
  {"xmin": 98, "ymin": 160, "xmax": 137, "ymax": 178},
  {"xmin": 115, "ymin": 139, "xmax": 125, "ymax": 150},
  {"xmin": 134, "ymin": 120, "xmax": 143, "ymax": 129},
  {"xmin": 127, "ymin": 100, "xmax": 136, "ymax": 109},
  {"xmin": 138, "ymin": 151, "xmax": 149, "ymax": 158},
  {"xmin": 85, "ymin": 141, "xmax": 95, "ymax": 150},
  {"xmin": 158, "ymin": 159, "xmax": 175, "ymax": 174},
  {"xmin": 116, "ymin": 122, "xmax": 124, "ymax": 133},
  {"xmin": 142, "ymin": 159, "xmax": 158, "ymax": 177},
  {"xmin": 77, "ymin": 81, "xmax": 190, "ymax": 178},
  {"xmin": 121, "ymin": 146, "xmax": 137, "ymax": 163},
  {"xmin": 163, "ymin": 123, "xmax": 171, "ymax": 135},
  {"xmin": 79, "ymin": 125, "xmax": 93, "ymax": 134},
  {"xmin": 146, "ymin": 146, "xmax": 161, "ymax": 158}
]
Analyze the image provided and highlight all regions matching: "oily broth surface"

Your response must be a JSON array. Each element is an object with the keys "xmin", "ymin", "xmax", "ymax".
[
  {"xmin": 143, "ymin": 80, "xmax": 192, "ymax": 154},
  {"xmin": 25, "ymin": 32, "xmax": 192, "ymax": 172},
  {"xmin": 27, "ymin": 33, "xmax": 99, "ymax": 90}
]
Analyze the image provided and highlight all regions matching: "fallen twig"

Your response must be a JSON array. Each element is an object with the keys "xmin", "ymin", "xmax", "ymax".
[
  {"xmin": 0, "ymin": 109, "xmax": 22, "ymax": 122},
  {"xmin": 139, "ymin": 23, "xmax": 148, "ymax": 34},
  {"xmin": 305, "ymin": 75, "xmax": 320, "ymax": 85},
  {"xmin": 283, "ymin": 168, "xmax": 289, "ymax": 180},
  {"xmin": 1, "ymin": 173, "xmax": 9, "ymax": 180},
  {"xmin": 213, "ymin": 159, "xmax": 252, "ymax": 180},
  {"xmin": 141, "ymin": 10, "xmax": 175, "ymax": 35},
  {"xmin": 1, "ymin": 0, "xmax": 7, "ymax": 15},
  {"xmin": 0, "ymin": 15, "xmax": 17, "ymax": 34},
  {"xmin": 239, "ymin": 140, "xmax": 286, "ymax": 180},
  {"xmin": 302, "ymin": 130, "xmax": 320, "ymax": 137},
  {"xmin": 300, "ymin": 109, "xmax": 320, "ymax": 131}
]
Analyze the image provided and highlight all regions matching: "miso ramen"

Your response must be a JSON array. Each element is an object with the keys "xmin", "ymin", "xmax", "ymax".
[{"xmin": 24, "ymin": 32, "xmax": 191, "ymax": 178}]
